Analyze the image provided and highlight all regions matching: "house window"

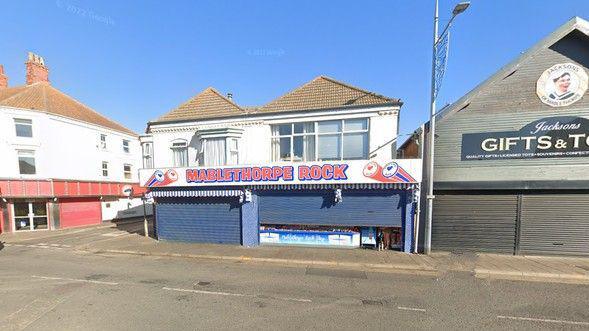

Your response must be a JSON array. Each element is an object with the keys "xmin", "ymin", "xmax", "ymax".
[
  {"xmin": 228, "ymin": 138, "xmax": 239, "ymax": 165},
  {"xmin": 271, "ymin": 118, "xmax": 368, "ymax": 162},
  {"xmin": 123, "ymin": 164, "xmax": 132, "ymax": 180},
  {"xmin": 171, "ymin": 140, "xmax": 188, "ymax": 167},
  {"xmin": 15, "ymin": 119, "xmax": 33, "ymax": 138},
  {"xmin": 100, "ymin": 134, "xmax": 107, "ymax": 150},
  {"xmin": 142, "ymin": 143, "xmax": 154, "ymax": 168},
  {"xmin": 200, "ymin": 137, "xmax": 240, "ymax": 166},
  {"xmin": 123, "ymin": 140, "xmax": 130, "ymax": 153},
  {"xmin": 102, "ymin": 161, "xmax": 109, "ymax": 177},
  {"xmin": 18, "ymin": 150, "xmax": 36, "ymax": 175}
]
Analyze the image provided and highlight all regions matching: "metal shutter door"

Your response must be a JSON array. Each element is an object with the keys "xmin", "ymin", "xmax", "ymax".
[
  {"xmin": 520, "ymin": 194, "xmax": 589, "ymax": 256},
  {"xmin": 432, "ymin": 194, "xmax": 518, "ymax": 253},
  {"xmin": 59, "ymin": 198, "xmax": 102, "ymax": 228},
  {"xmin": 259, "ymin": 190, "xmax": 404, "ymax": 227},
  {"xmin": 156, "ymin": 198, "xmax": 241, "ymax": 244}
]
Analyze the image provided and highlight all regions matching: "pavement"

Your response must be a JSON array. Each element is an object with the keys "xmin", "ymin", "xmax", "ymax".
[{"xmin": 1, "ymin": 219, "xmax": 588, "ymax": 284}]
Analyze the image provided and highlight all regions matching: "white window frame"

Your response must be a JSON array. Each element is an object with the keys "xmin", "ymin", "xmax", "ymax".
[
  {"xmin": 170, "ymin": 139, "xmax": 188, "ymax": 167},
  {"xmin": 17, "ymin": 150, "xmax": 37, "ymax": 175},
  {"xmin": 14, "ymin": 118, "xmax": 33, "ymax": 138},
  {"xmin": 102, "ymin": 161, "xmax": 109, "ymax": 177},
  {"xmin": 142, "ymin": 142, "xmax": 154, "ymax": 168},
  {"xmin": 271, "ymin": 118, "xmax": 370, "ymax": 162},
  {"xmin": 123, "ymin": 164, "xmax": 132, "ymax": 180},
  {"xmin": 123, "ymin": 139, "xmax": 130, "ymax": 153}
]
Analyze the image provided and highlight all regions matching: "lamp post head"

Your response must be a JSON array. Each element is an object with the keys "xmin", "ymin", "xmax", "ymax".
[{"xmin": 452, "ymin": 2, "xmax": 470, "ymax": 16}]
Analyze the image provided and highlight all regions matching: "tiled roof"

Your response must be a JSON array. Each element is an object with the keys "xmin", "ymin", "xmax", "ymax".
[
  {"xmin": 155, "ymin": 87, "xmax": 246, "ymax": 122},
  {"xmin": 260, "ymin": 76, "xmax": 401, "ymax": 113},
  {"xmin": 0, "ymin": 82, "xmax": 136, "ymax": 136}
]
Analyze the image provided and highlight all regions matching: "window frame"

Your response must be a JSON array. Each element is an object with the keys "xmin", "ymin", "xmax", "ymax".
[
  {"xmin": 122, "ymin": 139, "xmax": 130, "ymax": 153},
  {"xmin": 123, "ymin": 164, "xmax": 132, "ymax": 180},
  {"xmin": 271, "ymin": 118, "xmax": 369, "ymax": 162},
  {"xmin": 102, "ymin": 161, "xmax": 109, "ymax": 177},
  {"xmin": 14, "ymin": 118, "xmax": 33, "ymax": 138},
  {"xmin": 99, "ymin": 134, "xmax": 107, "ymax": 150},
  {"xmin": 170, "ymin": 139, "xmax": 188, "ymax": 167},
  {"xmin": 17, "ymin": 150, "xmax": 36, "ymax": 175},
  {"xmin": 142, "ymin": 142, "xmax": 154, "ymax": 168}
]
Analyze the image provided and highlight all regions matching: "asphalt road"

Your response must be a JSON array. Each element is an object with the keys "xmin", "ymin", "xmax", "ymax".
[{"xmin": 0, "ymin": 241, "xmax": 588, "ymax": 330}]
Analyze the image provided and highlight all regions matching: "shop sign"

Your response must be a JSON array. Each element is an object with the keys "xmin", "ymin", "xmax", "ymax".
[
  {"xmin": 139, "ymin": 159, "xmax": 422, "ymax": 188},
  {"xmin": 536, "ymin": 63, "xmax": 588, "ymax": 107},
  {"xmin": 259, "ymin": 230, "xmax": 360, "ymax": 247},
  {"xmin": 461, "ymin": 116, "xmax": 589, "ymax": 161}
]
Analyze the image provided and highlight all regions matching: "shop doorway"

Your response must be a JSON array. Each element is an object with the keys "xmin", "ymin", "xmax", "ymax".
[{"xmin": 13, "ymin": 202, "xmax": 48, "ymax": 231}]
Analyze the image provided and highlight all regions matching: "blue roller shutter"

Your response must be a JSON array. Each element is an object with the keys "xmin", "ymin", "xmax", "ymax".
[
  {"xmin": 258, "ymin": 190, "xmax": 404, "ymax": 227},
  {"xmin": 156, "ymin": 197, "xmax": 241, "ymax": 244}
]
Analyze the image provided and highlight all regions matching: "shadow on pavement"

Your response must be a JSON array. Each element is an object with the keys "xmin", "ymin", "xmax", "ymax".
[
  {"xmin": 111, "ymin": 217, "xmax": 157, "ymax": 239},
  {"xmin": 0, "ymin": 241, "xmax": 3, "ymax": 251}
]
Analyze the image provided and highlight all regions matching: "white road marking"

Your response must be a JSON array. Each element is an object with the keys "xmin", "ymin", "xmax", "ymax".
[
  {"xmin": 497, "ymin": 315, "xmax": 589, "ymax": 326},
  {"xmin": 32, "ymin": 275, "xmax": 118, "ymax": 286},
  {"xmin": 101, "ymin": 232, "xmax": 128, "ymax": 237},
  {"xmin": 162, "ymin": 287, "xmax": 312, "ymax": 303},
  {"xmin": 397, "ymin": 306, "xmax": 426, "ymax": 312}
]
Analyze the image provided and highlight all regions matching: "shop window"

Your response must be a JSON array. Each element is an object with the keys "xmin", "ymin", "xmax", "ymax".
[
  {"xmin": 17, "ymin": 150, "xmax": 36, "ymax": 175},
  {"xmin": 123, "ymin": 164, "xmax": 132, "ymax": 180},
  {"xmin": 170, "ymin": 139, "xmax": 188, "ymax": 167},
  {"xmin": 13, "ymin": 202, "xmax": 47, "ymax": 231},
  {"xmin": 123, "ymin": 139, "xmax": 130, "ymax": 153},
  {"xmin": 102, "ymin": 161, "xmax": 109, "ymax": 177},
  {"xmin": 271, "ymin": 118, "xmax": 368, "ymax": 162},
  {"xmin": 142, "ymin": 142, "xmax": 154, "ymax": 168},
  {"xmin": 14, "ymin": 118, "xmax": 33, "ymax": 138}
]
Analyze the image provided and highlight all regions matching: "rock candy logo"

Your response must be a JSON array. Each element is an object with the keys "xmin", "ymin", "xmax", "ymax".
[
  {"xmin": 145, "ymin": 169, "xmax": 178, "ymax": 187},
  {"xmin": 363, "ymin": 161, "xmax": 415, "ymax": 183}
]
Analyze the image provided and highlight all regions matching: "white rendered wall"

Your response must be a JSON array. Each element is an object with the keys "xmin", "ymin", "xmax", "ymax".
[
  {"xmin": 0, "ymin": 106, "xmax": 141, "ymax": 182},
  {"xmin": 101, "ymin": 197, "xmax": 153, "ymax": 221}
]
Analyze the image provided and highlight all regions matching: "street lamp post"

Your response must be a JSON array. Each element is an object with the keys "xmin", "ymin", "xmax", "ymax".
[{"xmin": 424, "ymin": 0, "xmax": 470, "ymax": 254}]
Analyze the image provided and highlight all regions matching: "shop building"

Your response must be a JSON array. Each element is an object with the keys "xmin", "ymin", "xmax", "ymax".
[
  {"xmin": 402, "ymin": 17, "xmax": 589, "ymax": 256},
  {"xmin": 140, "ymin": 76, "xmax": 422, "ymax": 252},
  {"xmin": 0, "ymin": 53, "xmax": 146, "ymax": 233}
]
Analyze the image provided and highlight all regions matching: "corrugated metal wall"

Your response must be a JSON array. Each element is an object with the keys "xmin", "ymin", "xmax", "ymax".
[
  {"xmin": 432, "ymin": 194, "xmax": 518, "ymax": 253},
  {"xmin": 258, "ymin": 190, "xmax": 405, "ymax": 227},
  {"xmin": 59, "ymin": 198, "xmax": 102, "ymax": 229},
  {"xmin": 156, "ymin": 197, "xmax": 241, "ymax": 244},
  {"xmin": 519, "ymin": 194, "xmax": 589, "ymax": 256},
  {"xmin": 433, "ymin": 31, "xmax": 589, "ymax": 186}
]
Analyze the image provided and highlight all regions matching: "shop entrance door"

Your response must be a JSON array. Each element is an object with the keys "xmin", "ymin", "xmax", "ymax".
[{"xmin": 13, "ymin": 202, "xmax": 48, "ymax": 231}]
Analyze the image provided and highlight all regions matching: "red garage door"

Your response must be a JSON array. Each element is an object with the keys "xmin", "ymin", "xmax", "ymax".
[{"xmin": 59, "ymin": 198, "xmax": 102, "ymax": 228}]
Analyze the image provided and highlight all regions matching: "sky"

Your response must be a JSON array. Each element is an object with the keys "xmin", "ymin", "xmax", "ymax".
[{"xmin": 1, "ymin": 0, "xmax": 589, "ymax": 137}]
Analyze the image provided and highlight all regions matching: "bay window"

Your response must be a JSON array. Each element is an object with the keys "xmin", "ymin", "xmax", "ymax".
[
  {"xmin": 272, "ymin": 118, "xmax": 368, "ymax": 162},
  {"xmin": 200, "ymin": 137, "xmax": 240, "ymax": 166}
]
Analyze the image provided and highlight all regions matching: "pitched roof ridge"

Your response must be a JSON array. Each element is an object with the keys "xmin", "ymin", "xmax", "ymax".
[
  {"xmin": 45, "ymin": 84, "xmax": 137, "ymax": 136},
  {"xmin": 318, "ymin": 75, "xmax": 396, "ymax": 102},
  {"xmin": 206, "ymin": 87, "xmax": 246, "ymax": 112}
]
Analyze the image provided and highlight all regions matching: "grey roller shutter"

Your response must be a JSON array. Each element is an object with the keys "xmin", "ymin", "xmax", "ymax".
[
  {"xmin": 432, "ymin": 194, "xmax": 518, "ymax": 253},
  {"xmin": 519, "ymin": 194, "xmax": 589, "ymax": 256}
]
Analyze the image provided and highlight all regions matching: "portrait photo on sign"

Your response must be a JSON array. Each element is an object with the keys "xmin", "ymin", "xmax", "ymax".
[{"xmin": 536, "ymin": 63, "xmax": 588, "ymax": 107}]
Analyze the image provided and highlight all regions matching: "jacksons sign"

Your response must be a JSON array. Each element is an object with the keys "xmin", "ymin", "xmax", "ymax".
[
  {"xmin": 139, "ymin": 159, "xmax": 422, "ymax": 188},
  {"xmin": 461, "ymin": 116, "xmax": 589, "ymax": 161}
]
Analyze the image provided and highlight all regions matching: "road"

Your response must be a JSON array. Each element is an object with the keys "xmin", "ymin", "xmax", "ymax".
[{"xmin": 0, "ymin": 235, "xmax": 588, "ymax": 330}]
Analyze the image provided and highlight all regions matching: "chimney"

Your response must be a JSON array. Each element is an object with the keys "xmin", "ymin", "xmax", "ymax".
[
  {"xmin": 0, "ymin": 65, "xmax": 7, "ymax": 89},
  {"xmin": 227, "ymin": 93, "xmax": 233, "ymax": 101},
  {"xmin": 25, "ymin": 52, "xmax": 49, "ymax": 85}
]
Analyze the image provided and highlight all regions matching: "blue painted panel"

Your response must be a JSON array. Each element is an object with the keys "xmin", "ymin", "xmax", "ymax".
[
  {"xmin": 402, "ymin": 191, "xmax": 414, "ymax": 253},
  {"xmin": 258, "ymin": 190, "xmax": 404, "ymax": 227},
  {"xmin": 241, "ymin": 193, "xmax": 260, "ymax": 247},
  {"xmin": 156, "ymin": 197, "xmax": 241, "ymax": 244}
]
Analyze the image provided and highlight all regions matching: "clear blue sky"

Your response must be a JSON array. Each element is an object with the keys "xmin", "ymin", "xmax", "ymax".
[{"xmin": 1, "ymin": 1, "xmax": 588, "ymax": 136}]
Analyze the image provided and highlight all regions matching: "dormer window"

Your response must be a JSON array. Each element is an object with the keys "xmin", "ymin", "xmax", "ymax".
[{"xmin": 171, "ymin": 139, "xmax": 188, "ymax": 167}]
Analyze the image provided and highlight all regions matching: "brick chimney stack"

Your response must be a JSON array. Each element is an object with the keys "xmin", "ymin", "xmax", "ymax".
[
  {"xmin": 0, "ymin": 65, "xmax": 7, "ymax": 89},
  {"xmin": 25, "ymin": 52, "xmax": 49, "ymax": 85}
]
